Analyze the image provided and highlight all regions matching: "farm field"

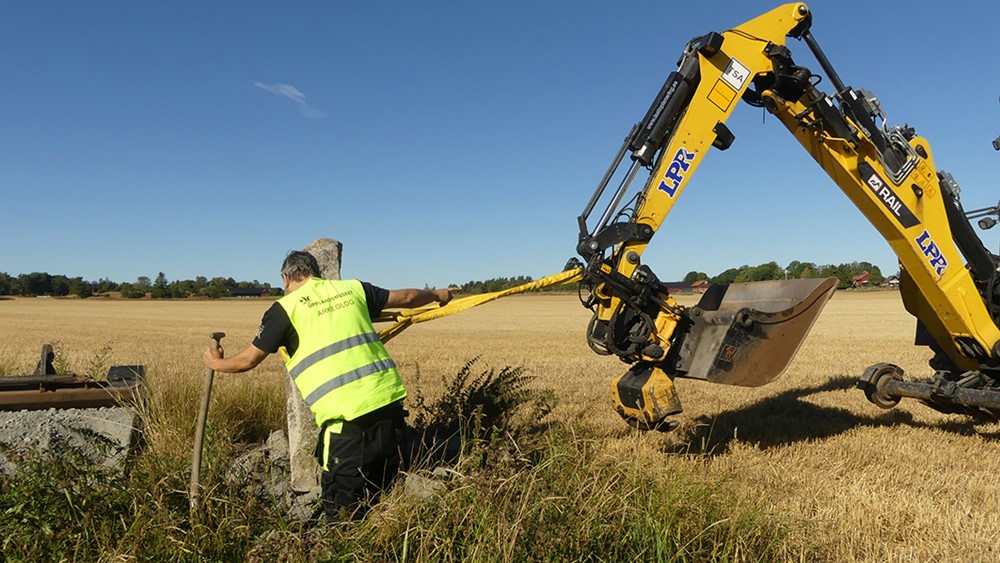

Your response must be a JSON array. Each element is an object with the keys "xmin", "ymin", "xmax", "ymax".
[{"xmin": 2, "ymin": 291, "xmax": 1000, "ymax": 561}]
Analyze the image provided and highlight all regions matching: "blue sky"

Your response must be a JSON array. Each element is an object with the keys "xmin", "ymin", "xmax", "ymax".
[{"xmin": 2, "ymin": 1, "xmax": 998, "ymax": 289}]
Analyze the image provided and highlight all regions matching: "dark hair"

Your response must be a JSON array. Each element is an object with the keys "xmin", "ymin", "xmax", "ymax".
[{"xmin": 281, "ymin": 251, "xmax": 321, "ymax": 281}]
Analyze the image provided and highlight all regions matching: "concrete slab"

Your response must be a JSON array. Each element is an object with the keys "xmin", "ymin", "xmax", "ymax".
[{"xmin": 0, "ymin": 406, "xmax": 139, "ymax": 475}]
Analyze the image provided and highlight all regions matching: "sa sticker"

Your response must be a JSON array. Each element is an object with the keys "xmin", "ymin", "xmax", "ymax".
[
  {"xmin": 657, "ymin": 147, "xmax": 696, "ymax": 198},
  {"xmin": 721, "ymin": 58, "xmax": 750, "ymax": 91}
]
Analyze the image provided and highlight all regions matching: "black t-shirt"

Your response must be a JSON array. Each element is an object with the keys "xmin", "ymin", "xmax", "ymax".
[{"xmin": 253, "ymin": 280, "xmax": 389, "ymax": 357}]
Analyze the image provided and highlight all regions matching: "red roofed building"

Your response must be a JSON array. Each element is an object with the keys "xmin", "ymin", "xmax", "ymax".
[{"xmin": 691, "ymin": 280, "xmax": 711, "ymax": 293}]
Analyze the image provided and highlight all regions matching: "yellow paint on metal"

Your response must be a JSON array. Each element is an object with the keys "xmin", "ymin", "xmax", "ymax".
[
  {"xmin": 765, "ymin": 94, "xmax": 1000, "ymax": 367},
  {"xmin": 595, "ymin": 3, "xmax": 810, "ymax": 359},
  {"xmin": 611, "ymin": 364, "xmax": 683, "ymax": 425},
  {"xmin": 707, "ymin": 79, "xmax": 737, "ymax": 112}
]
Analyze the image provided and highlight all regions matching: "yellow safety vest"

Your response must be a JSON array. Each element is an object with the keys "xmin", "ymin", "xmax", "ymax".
[{"xmin": 279, "ymin": 278, "xmax": 406, "ymax": 427}]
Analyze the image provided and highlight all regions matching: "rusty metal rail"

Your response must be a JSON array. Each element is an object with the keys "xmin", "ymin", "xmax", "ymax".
[
  {"xmin": 0, "ymin": 345, "xmax": 145, "ymax": 411},
  {"xmin": 0, "ymin": 374, "xmax": 145, "ymax": 411}
]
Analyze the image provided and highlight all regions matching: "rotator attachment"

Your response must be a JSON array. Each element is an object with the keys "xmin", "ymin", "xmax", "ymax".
[{"xmin": 612, "ymin": 363, "xmax": 683, "ymax": 431}]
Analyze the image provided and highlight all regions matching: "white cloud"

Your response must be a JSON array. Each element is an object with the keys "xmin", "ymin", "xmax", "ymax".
[{"xmin": 253, "ymin": 81, "xmax": 327, "ymax": 119}]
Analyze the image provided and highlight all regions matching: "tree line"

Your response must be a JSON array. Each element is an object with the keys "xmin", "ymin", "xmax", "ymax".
[
  {"xmin": 1, "ymin": 260, "xmax": 890, "ymax": 299},
  {"xmin": 683, "ymin": 260, "xmax": 886, "ymax": 289},
  {"xmin": 0, "ymin": 271, "xmax": 280, "ymax": 299},
  {"xmin": 457, "ymin": 260, "xmax": 890, "ymax": 296},
  {"xmin": 457, "ymin": 276, "xmax": 538, "ymax": 294}
]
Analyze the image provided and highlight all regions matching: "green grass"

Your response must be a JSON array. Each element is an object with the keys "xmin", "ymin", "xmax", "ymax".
[
  {"xmin": 0, "ymin": 355, "xmax": 788, "ymax": 562},
  {"xmin": 246, "ymin": 425, "xmax": 786, "ymax": 562}
]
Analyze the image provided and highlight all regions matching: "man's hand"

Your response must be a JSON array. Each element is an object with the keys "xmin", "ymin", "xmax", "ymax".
[
  {"xmin": 202, "ymin": 343, "xmax": 269, "ymax": 373},
  {"xmin": 203, "ymin": 342, "xmax": 224, "ymax": 370},
  {"xmin": 435, "ymin": 287, "xmax": 460, "ymax": 306}
]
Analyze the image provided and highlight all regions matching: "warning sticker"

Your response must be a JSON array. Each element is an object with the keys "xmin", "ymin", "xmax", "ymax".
[
  {"xmin": 721, "ymin": 58, "xmax": 750, "ymax": 91},
  {"xmin": 720, "ymin": 344, "xmax": 737, "ymax": 363}
]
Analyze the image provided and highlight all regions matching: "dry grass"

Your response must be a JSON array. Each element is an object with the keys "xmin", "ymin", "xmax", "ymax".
[{"xmin": 2, "ymin": 291, "xmax": 999, "ymax": 560}]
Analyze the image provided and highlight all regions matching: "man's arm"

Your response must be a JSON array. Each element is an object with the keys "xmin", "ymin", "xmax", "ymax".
[
  {"xmin": 385, "ymin": 287, "xmax": 457, "ymax": 309},
  {"xmin": 203, "ymin": 342, "xmax": 269, "ymax": 373}
]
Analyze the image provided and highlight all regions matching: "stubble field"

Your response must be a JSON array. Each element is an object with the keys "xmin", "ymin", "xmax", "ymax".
[{"xmin": 2, "ymin": 291, "xmax": 1000, "ymax": 561}]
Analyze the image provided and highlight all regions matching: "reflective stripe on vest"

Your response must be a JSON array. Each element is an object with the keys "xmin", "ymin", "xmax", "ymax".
[
  {"xmin": 287, "ymin": 331, "xmax": 383, "ymax": 380},
  {"xmin": 279, "ymin": 278, "xmax": 406, "ymax": 424},
  {"xmin": 301, "ymin": 357, "xmax": 397, "ymax": 406}
]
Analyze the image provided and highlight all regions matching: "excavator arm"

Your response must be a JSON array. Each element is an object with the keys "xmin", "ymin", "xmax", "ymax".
[{"xmin": 576, "ymin": 3, "xmax": 1000, "ymax": 428}]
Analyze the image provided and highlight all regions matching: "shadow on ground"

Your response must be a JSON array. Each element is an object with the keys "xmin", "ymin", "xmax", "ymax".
[{"xmin": 671, "ymin": 375, "xmax": 1000, "ymax": 455}]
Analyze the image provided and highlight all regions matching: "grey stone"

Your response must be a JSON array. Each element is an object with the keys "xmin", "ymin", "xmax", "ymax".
[
  {"xmin": 303, "ymin": 238, "xmax": 343, "ymax": 281},
  {"xmin": 402, "ymin": 467, "xmax": 454, "ymax": 502},
  {"xmin": 226, "ymin": 430, "xmax": 294, "ymax": 512},
  {"xmin": 266, "ymin": 427, "xmax": 289, "ymax": 461},
  {"xmin": 285, "ymin": 487, "xmax": 323, "ymax": 522},
  {"xmin": 284, "ymin": 238, "xmax": 342, "ymax": 493},
  {"xmin": 283, "ymin": 375, "xmax": 320, "ymax": 493}
]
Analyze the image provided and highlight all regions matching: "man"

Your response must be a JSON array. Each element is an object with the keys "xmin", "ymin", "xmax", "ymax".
[{"xmin": 203, "ymin": 250, "xmax": 454, "ymax": 520}]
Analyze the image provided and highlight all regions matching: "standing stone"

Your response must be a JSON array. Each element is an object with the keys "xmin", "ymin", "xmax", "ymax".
[{"xmin": 285, "ymin": 238, "xmax": 343, "ymax": 493}]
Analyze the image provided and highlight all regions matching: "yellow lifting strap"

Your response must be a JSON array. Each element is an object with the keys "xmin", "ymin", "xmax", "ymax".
[{"xmin": 375, "ymin": 268, "xmax": 584, "ymax": 343}]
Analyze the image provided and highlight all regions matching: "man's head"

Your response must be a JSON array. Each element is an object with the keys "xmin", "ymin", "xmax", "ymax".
[{"xmin": 281, "ymin": 251, "xmax": 321, "ymax": 287}]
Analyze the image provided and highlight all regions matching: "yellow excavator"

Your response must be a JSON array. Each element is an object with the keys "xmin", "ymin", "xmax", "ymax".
[{"xmin": 572, "ymin": 3, "xmax": 1000, "ymax": 429}]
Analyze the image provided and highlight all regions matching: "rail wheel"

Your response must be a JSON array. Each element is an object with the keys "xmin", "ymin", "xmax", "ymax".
[{"xmin": 859, "ymin": 363, "xmax": 904, "ymax": 409}]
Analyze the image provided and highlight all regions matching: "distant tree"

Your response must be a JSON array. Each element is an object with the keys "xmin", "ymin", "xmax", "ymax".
[
  {"xmin": 119, "ymin": 282, "xmax": 144, "ymax": 298},
  {"xmin": 151, "ymin": 272, "xmax": 170, "ymax": 298},
  {"xmin": 869, "ymin": 266, "xmax": 884, "ymax": 286},
  {"xmin": 711, "ymin": 267, "xmax": 741, "ymax": 285},
  {"xmin": 205, "ymin": 277, "xmax": 232, "ymax": 298},
  {"xmin": 96, "ymin": 278, "xmax": 119, "ymax": 293},
  {"xmin": 786, "ymin": 260, "xmax": 817, "ymax": 279},
  {"xmin": 135, "ymin": 276, "xmax": 151, "ymax": 292},
  {"xmin": 735, "ymin": 262, "xmax": 783, "ymax": 283},
  {"xmin": 683, "ymin": 271, "xmax": 709, "ymax": 283},
  {"xmin": 19, "ymin": 272, "xmax": 52, "ymax": 296},
  {"xmin": 0, "ymin": 272, "xmax": 12, "ymax": 295},
  {"xmin": 169, "ymin": 279, "xmax": 195, "ymax": 298},
  {"xmin": 69, "ymin": 277, "xmax": 92, "ymax": 298},
  {"xmin": 734, "ymin": 266, "xmax": 755, "ymax": 283},
  {"xmin": 812, "ymin": 262, "xmax": 878, "ymax": 288},
  {"xmin": 461, "ymin": 276, "xmax": 535, "ymax": 294},
  {"xmin": 51, "ymin": 275, "xmax": 72, "ymax": 296}
]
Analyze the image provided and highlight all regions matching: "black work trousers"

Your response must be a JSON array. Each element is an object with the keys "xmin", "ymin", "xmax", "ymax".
[{"xmin": 317, "ymin": 401, "xmax": 406, "ymax": 521}]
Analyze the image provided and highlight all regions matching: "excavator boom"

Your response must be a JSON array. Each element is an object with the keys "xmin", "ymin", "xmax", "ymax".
[{"xmin": 576, "ymin": 3, "xmax": 1000, "ymax": 428}]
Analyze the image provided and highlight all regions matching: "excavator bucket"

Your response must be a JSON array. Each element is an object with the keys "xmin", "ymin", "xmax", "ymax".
[{"xmin": 674, "ymin": 277, "xmax": 838, "ymax": 387}]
